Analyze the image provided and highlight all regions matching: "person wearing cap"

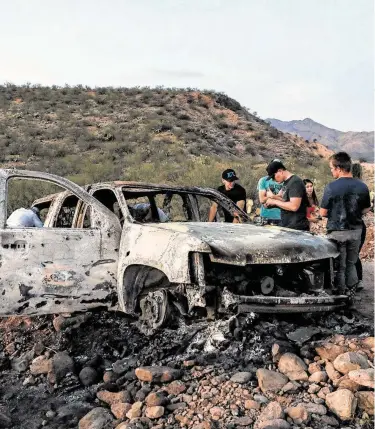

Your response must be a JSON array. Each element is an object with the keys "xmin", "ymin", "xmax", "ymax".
[
  {"xmin": 6, "ymin": 206, "xmax": 44, "ymax": 228},
  {"xmin": 208, "ymin": 168, "xmax": 246, "ymax": 223},
  {"xmin": 257, "ymin": 159, "xmax": 284, "ymax": 226},
  {"xmin": 264, "ymin": 161, "xmax": 309, "ymax": 231}
]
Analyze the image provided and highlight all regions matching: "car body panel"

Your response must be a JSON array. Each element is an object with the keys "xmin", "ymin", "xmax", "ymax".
[{"xmin": 0, "ymin": 169, "xmax": 345, "ymax": 319}]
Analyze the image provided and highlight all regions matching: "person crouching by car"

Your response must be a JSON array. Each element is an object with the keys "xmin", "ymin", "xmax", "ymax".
[
  {"xmin": 208, "ymin": 168, "xmax": 246, "ymax": 223},
  {"xmin": 264, "ymin": 160, "xmax": 309, "ymax": 231}
]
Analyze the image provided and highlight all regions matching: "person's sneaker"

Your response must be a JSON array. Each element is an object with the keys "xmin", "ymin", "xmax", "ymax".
[
  {"xmin": 346, "ymin": 283, "xmax": 358, "ymax": 299},
  {"xmin": 356, "ymin": 280, "xmax": 364, "ymax": 291}
]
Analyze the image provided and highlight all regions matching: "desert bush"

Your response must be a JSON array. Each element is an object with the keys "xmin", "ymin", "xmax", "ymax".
[{"xmin": 253, "ymin": 131, "xmax": 265, "ymax": 141}]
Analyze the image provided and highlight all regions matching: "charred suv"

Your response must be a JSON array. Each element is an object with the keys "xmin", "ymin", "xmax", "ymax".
[{"xmin": 0, "ymin": 169, "xmax": 347, "ymax": 329}]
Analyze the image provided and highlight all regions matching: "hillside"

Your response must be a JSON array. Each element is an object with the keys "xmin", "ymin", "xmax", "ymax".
[
  {"xmin": 267, "ymin": 117, "xmax": 374, "ymax": 161},
  {"xmin": 0, "ymin": 85, "xmax": 337, "ymax": 206}
]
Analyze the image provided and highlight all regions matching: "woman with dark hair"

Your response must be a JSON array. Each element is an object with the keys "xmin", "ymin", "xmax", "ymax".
[{"xmin": 303, "ymin": 179, "xmax": 319, "ymax": 223}]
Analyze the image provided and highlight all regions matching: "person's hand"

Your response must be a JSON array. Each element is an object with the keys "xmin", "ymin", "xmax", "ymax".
[
  {"xmin": 277, "ymin": 189, "xmax": 284, "ymax": 197},
  {"xmin": 264, "ymin": 198, "xmax": 276, "ymax": 208},
  {"xmin": 233, "ymin": 211, "xmax": 242, "ymax": 223},
  {"xmin": 266, "ymin": 189, "xmax": 275, "ymax": 198}
]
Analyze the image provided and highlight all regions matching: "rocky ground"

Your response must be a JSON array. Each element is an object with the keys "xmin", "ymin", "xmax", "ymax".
[
  {"xmin": 0, "ymin": 218, "xmax": 374, "ymax": 429},
  {"xmin": 0, "ymin": 287, "xmax": 374, "ymax": 429}
]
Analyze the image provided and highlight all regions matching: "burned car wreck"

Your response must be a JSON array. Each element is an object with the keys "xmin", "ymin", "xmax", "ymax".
[{"xmin": 0, "ymin": 169, "xmax": 347, "ymax": 329}]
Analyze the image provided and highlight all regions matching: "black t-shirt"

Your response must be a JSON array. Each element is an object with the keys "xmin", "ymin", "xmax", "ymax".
[
  {"xmin": 217, "ymin": 183, "xmax": 246, "ymax": 222},
  {"xmin": 321, "ymin": 177, "xmax": 370, "ymax": 231},
  {"xmin": 280, "ymin": 175, "xmax": 309, "ymax": 231}
]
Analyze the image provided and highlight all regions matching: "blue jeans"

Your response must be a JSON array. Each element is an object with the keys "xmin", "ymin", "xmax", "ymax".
[{"xmin": 328, "ymin": 230, "xmax": 362, "ymax": 292}]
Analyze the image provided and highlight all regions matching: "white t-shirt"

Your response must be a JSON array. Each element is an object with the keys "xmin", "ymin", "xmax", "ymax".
[{"xmin": 6, "ymin": 208, "xmax": 44, "ymax": 228}]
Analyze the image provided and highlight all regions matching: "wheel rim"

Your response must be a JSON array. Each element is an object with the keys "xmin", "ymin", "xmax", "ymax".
[{"xmin": 139, "ymin": 289, "xmax": 170, "ymax": 329}]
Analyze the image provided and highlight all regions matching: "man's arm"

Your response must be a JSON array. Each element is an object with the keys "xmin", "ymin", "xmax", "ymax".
[
  {"xmin": 232, "ymin": 199, "xmax": 245, "ymax": 223},
  {"xmin": 258, "ymin": 189, "xmax": 267, "ymax": 204},
  {"xmin": 236, "ymin": 200, "xmax": 245, "ymax": 211},
  {"xmin": 266, "ymin": 189, "xmax": 283, "ymax": 201},
  {"xmin": 320, "ymin": 185, "xmax": 330, "ymax": 218},
  {"xmin": 265, "ymin": 197, "xmax": 302, "ymax": 212},
  {"xmin": 208, "ymin": 202, "xmax": 218, "ymax": 222}
]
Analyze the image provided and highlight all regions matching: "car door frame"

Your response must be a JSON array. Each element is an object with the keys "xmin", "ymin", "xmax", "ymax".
[{"xmin": 0, "ymin": 169, "xmax": 122, "ymax": 316}]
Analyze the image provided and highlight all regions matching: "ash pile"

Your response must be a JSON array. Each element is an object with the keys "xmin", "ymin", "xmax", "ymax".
[{"xmin": 0, "ymin": 309, "xmax": 373, "ymax": 429}]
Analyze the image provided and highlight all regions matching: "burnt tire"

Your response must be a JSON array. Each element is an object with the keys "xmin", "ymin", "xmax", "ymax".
[{"xmin": 139, "ymin": 289, "xmax": 171, "ymax": 330}]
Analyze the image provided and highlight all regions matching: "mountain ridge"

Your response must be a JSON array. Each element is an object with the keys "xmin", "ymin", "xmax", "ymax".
[{"xmin": 266, "ymin": 117, "xmax": 374, "ymax": 161}]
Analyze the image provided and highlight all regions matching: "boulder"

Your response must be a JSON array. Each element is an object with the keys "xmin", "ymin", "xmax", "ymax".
[
  {"xmin": 286, "ymin": 405, "xmax": 309, "ymax": 424},
  {"xmin": 308, "ymin": 370, "xmax": 328, "ymax": 383},
  {"xmin": 333, "ymin": 352, "xmax": 370, "ymax": 374},
  {"xmin": 256, "ymin": 369, "xmax": 288, "ymax": 393},
  {"xmin": 348, "ymin": 368, "xmax": 374, "ymax": 388},
  {"xmin": 110, "ymin": 403, "xmax": 132, "ymax": 419},
  {"xmin": 145, "ymin": 406, "xmax": 164, "ymax": 419},
  {"xmin": 48, "ymin": 352, "xmax": 74, "ymax": 384},
  {"xmin": 96, "ymin": 390, "xmax": 131, "ymax": 406},
  {"xmin": 135, "ymin": 366, "xmax": 181, "ymax": 383},
  {"xmin": 79, "ymin": 367, "xmax": 98, "ymax": 386},
  {"xmin": 209, "ymin": 406, "xmax": 225, "ymax": 421},
  {"xmin": 258, "ymin": 419, "xmax": 291, "ymax": 429},
  {"xmin": 320, "ymin": 415, "xmax": 339, "ymax": 427},
  {"xmin": 356, "ymin": 391, "xmax": 374, "ymax": 416},
  {"xmin": 30, "ymin": 355, "xmax": 51, "ymax": 375},
  {"xmin": 308, "ymin": 383, "xmax": 320, "ymax": 394},
  {"xmin": 258, "ymin": 401, "xmax": 284, "ymax": 421},
  {"xmin": 278, "ymin": 353, "xmax": 308, "ymax": 381},
  {"xmin": 245, "ymin": 400, "xmax": 261, "ymax": 410},
  {"xmin": 361, "ymin": 337, "xmax": 375, "ymax": 349},
  {"xmin": 78, "ymin": 408, "xmax": 113, "ymax": 429},
  {"xmin": 325, "ymin": 389, "xmax": 357, "ymax": 421},
  {"xmin": 325, "ymin": 361, "xmax": 341, "ymax": 384},
  {"xmin": 232, "ymin": 416, "xmax": 254, "ymax": 426},
  {"xmin": 271, "ymin": 342, "xmax": 296, "ymax": 362},
  {"xmin": 282, "ymin": 381, "xmax": 300, "ymax": 392},
  {"xmin": 230, "ymin": 371, "xmax": 253, "ymax": 383},
  {"xmin": 125, "ymin": 401, "xmax": 143, "ymax": 419},
  {"xmin": 112, "ymin": 356, "xmax": 138, "ymax": 375},
  {"xmin": 317, "ymin": 386, "xmax": 332, "ymax": 399},
  {"xmin": 308, "ymin": 362, "xmax": 322, "ymax": 374},
  {"xmin": 303, "ymin": 402, "xmax": 327, "ymax": 415},
  {"xmin": 146, "ymin": 392, "xmax": 168, "ymax": 407},
  {"xmin": 315, "ymin": 343, "xmax": 347, "ymax": 361},
  {"xmin": 165, "ymin": 380, "xmax": 186, "ymax": 395},
  {"xmin": 337, "ymin": 374, "xmax": 361, "ymax": 391}
]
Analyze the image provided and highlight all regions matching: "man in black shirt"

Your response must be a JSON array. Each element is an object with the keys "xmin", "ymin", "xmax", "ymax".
[
  {"xmin": 264, "ymin": 160, "xmax": 309, "ymax": 231},
  {"xmin": 208, "ymin": 169, "xmax": 246, "ymax": 223},
  {"xmin": 320, "ymin": 152, "xmax": 371, "ymax": 294}
]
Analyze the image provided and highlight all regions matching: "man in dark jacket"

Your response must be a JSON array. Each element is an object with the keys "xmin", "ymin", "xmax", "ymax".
[
  {"xmin": 264, "ymin": 160, "xmax": 309, "ymax": 231},
  {"xmin": 320, "ymin": 152, "xmax": 371, "ymax": 294}
]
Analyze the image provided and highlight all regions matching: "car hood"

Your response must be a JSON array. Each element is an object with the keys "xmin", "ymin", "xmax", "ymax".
[{"xmin": 151, "ymin": 222, "xmax": 339, "ymax": 265}]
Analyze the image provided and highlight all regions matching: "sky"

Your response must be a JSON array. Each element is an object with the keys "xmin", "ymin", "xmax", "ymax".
[{"xmin": 0, "ymin": 0, "xmax": 373, "ymax": 131}]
